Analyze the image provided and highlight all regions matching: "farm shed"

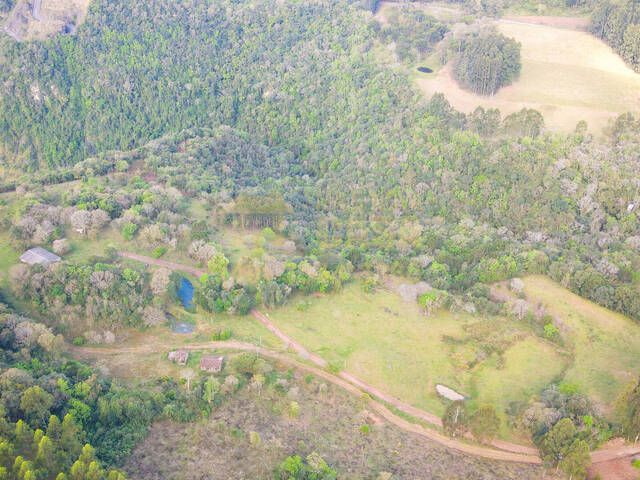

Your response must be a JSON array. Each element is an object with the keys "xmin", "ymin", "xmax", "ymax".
[
  {"xmin": 168, "ymin": 350, "xmax": 189, "ymax": 366},
  {"xmin": 200, "ymin": 355, "xmax": 224, "ymax": 373},
  {"xmin": 19, "ymin": 247, "xmax": 61, "ymax": 266}
]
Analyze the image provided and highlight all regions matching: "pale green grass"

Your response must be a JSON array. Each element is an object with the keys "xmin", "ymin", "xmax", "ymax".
[
  {"xmin": 0, "ymin": 232, "xmax": 20, "ymax": 275},
  {"xmin": 267, "ymin": 284, "xmax": 465, "ymax": 414},
  {"xmin": 266, "ymin": 283, "xmax": 563, "ymax": 424},
  {"xmin": 523, "ymin": 275, "xmax": 640, "ymax": 409},
  {"xmin": 168, "ymin": 306, "xmax": 281, "ymax": 350},
  {"xmin": 64, "ymin": 229, "xmax": 124, "ymax": 263},
  {"xmin": 471, "ymin": 338, "xmax": 566, "ymax": 414}
]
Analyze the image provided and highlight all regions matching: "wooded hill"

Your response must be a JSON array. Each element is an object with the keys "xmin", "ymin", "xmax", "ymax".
[{"xmin": 1, "ymin": 0, "xmax": 640, "ymax": 324}]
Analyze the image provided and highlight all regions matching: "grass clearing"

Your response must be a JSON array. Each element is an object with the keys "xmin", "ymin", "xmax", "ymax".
[
  {"xmin": 415, "ymin": 20, "xmax": 640, "ymax": 133},
  {"xmin": 472, "ymin": 338, "xmax": 566, "ymax": 414},
  {"xmin": 173, "ymin": 308, "xmax": 281, "ymax": 349},
  {"xmin": 265, "ymin": 282, "xmax": 566, "ymax": 434},
  {"xmin": 522, "ymin": 275, "xmax": 640, "ymax": 411},
  {"xmin": 0, "ymin": 232, "xmax": 20, "ymax": 279}
]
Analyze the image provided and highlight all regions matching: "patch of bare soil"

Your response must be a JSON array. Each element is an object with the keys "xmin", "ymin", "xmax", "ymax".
[
  {"xmin": 3, "ymin": 0, "xmax": 89, "ymax": 41},
  {"xmin": 125, "ymin": 370, "xmax": 543, "ymax": 480},
  {"xmin": 588, "ymin": 457, "xmax": 637, "ymax": 480}
]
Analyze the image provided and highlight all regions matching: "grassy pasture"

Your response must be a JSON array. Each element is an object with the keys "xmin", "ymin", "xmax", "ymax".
[
  {"xmin": 265, "ymin": 282, "xmax": 567, "ymax": 428},
  {"xmin": 414, "ymin": 20, "xmax": 640, "ymax": 133},
  {"xmin": 522, "ymin": 275, "xmax": 640, "ymax": 410},
  {"xmin": 0, "ymin": 232, "xmax": 20, "ymax": 278}
]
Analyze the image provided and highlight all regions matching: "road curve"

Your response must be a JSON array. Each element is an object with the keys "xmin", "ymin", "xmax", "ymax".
[
  {"xmin": 251, "ymin": 309, "xmax": 538, "ymax": 456},
  {"xmin": 113, "ymin": 252, "xmax": 637, "ymax": 464},
  {"xmin": 71, "ymin": 341, "xmax": 541, "ymax": 464}
]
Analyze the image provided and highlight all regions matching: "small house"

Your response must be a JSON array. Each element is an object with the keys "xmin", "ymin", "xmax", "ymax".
[
  {"xmin": 19, "ymin": 247, "xmax": 61, "ymax": 266},
  {"xmin": 168, "ymin": 350, "xmax": 189, "ymax": 366},
  {"xmin": 200, "ymin": 355, "xmax": 224, "ymax": 373}
]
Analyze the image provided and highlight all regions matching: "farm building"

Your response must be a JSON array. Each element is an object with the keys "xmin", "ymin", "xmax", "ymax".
[
  {"xmin": 19, "ymin": 247, "xmax": 61, "ymax": 266},
  {"xmin": 200, "ymin": 355, "xmax": 224, "ymax": 373},
  {"xmin": 168, "ymin": 350, "xmax": 189, "ymax": 366}
]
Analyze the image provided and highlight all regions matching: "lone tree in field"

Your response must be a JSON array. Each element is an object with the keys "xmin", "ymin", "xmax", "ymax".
[
  {"xmin": 453, "ymin": 32, "xmax": 521, "ymax": 96},
  {"xmin": 442, "ymin": 400, "xmax": 469, "ymax": 437}
]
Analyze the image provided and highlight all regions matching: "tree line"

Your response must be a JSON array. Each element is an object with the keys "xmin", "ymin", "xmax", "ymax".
[{"xmin": 590, "ymin": 0, "xmax": 640, "ymax": 72}]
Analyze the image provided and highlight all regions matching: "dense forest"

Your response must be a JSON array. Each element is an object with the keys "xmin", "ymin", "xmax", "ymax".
[
  {"xmin": 590, "ymin": 0, "xmax": 640, "ymax": 72},
  {"xmin": 374, "ymin": 7, "xmax": 448, "ymax": 63},
  {"xmin": 0, "ymin": 302, "xmax": 144, "ymax": 478},
  {"xmin": 452, "ymin": 32, "xmax": 521, "ymax": 95},
  {"xmin": 1, "ymin": 0, "xmax": 640, "ymax": 323},
  {"xmin": 1, "ymin": 0, "xmax": 640, "ymax": 476}
]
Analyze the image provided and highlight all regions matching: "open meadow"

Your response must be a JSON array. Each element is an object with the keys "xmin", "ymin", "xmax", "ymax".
[
  {"xmin": 521, "ymin": 275, "xmax": 640, "ymax": 412},
  {"xmin": 414, "ymin": 19, "xmax": 640, "ymax": 133},
  {"xmin": 265, "ymin": 277, "xmax": 640, "ymax": 439},
  {"xmin": 265, "ymin": 283, "xmax": 568, "ymax": 433}
]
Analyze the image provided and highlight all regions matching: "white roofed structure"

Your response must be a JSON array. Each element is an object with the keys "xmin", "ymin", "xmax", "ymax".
[
  {"xmin": 435, "ymin": 384, "xmax": 465, "ymax": 401},
  {"xmin": 19, "ymin": 247, "xmax": 61, "ymax": 266}
]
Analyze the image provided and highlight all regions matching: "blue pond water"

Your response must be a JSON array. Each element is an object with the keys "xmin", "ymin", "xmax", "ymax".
[
  {"xmin": 172, "ymin": 322, "xmax": 195, "ymax": 334},
  {"xmin": 178, "ymin": 278, "xmax": 194, "ymax": 309}
]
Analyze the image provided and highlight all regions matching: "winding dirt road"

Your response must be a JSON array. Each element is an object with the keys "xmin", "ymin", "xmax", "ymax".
[
  {"xmin": 71, "ymin": 341, "xmax": 541, "ymax": 464},
  {"xmin": 251, "ymin": 309, "xmax": 537, "ymax": 456},
  {"xmin": 114, "ymin": 251, "xmax": 640, "ymax": 467}
]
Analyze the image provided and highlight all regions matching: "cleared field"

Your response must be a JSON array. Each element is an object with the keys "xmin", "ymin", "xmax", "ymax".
[
  {"xmin": 415, "ymin": 20, "xmax": 640, "ymax": 133},
  {"xmin": 266, "ymin": 283, "xmax": 566, "ymax": 424},
  {"xmin": 522, "ymin": 275, "xmax": 640, "ymax": 410}
]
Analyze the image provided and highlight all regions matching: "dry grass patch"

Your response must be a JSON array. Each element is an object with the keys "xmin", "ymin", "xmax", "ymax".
[
  {"xmin": 124, "ymin": 366, "xmax": 542, "ymax": 480},
  {"xmin": 415, "ymin": 21, "xmax": 640, "ymax": 133}
]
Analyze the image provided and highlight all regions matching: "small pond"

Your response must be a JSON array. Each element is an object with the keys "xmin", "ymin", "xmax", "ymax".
[
  {"xmin": 167, "ymin": 312, "xmax": 196, "ymax": 334},
  {"xmin": 417, "ymin": 66, "xmax": 433, "ymax": 73},
  {"xmin": 178, "ymin": 277, "xmax": 195, "ymax": 309},
  {"xmin": 172, "ymin": 322, "xmax": 195, "ymax": 333}
]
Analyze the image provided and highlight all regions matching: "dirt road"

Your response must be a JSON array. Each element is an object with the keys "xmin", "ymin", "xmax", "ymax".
[
  {"xmin": 251, "ymin": 309, "xmax": 538, "ymax": 456},
  {"xmin": 117, "ymin": 251, "xmax": 207, "ymax": 277},
  {"xmin": 113, "ymin": 252, "xmax": 638, "ymax": 465},
  {"xmin": 72, "ymin": 340, "xmax": 541, "ymax": 464}
]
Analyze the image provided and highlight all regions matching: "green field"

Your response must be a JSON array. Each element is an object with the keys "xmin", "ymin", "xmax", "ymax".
[
  {"xmin": 265, "ymin": 282, "xmax": 567, "ymax": 423},
  {"xmin": 266, "ymin": 276, "xmax": 640, "ymax": 435},
  {"xmin": 523, "ymin": 275, "xmax": 640, "ymax": 409}
]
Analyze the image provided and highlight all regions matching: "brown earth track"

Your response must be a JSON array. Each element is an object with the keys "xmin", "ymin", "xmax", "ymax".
[
  {"xmin": 116, "ymin": 251, "xmax": 207, "ymax": 277},
  {"xmin": 113, "ymin": 252, "xmax": 640, "ymax": 466},
  {"xmin": 251, "ymin": 309, "xmax": 538, "ymax": 456},
  {"xmin": 501, "ymin": 16, "xmax": 589, "ymax": 30},
  {"xmin": 71, "ymin": 341, "xmax": 540, "ymax": 464}
]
